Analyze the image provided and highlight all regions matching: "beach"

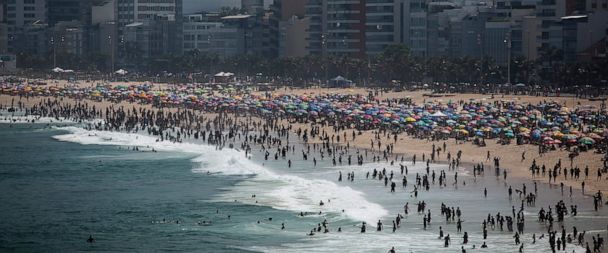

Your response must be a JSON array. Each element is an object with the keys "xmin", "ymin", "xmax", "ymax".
[
  {"xmin": 1, "ymin": 78, "xmax": 607, "ymax": 252},
  {"xmin": 2, "ymin": 83, "xmax": 605, "ymax": 195}
]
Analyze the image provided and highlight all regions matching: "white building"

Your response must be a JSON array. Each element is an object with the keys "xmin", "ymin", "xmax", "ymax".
[
  {"xmin": 117, "ymin": 0, "xmax": 182, "ymax": 27},
  {"xmin": 182, "ymin": 14, "xmax": 244, "ymax": 58}
]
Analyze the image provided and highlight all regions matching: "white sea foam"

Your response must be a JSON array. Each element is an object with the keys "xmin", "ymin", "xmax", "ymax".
[
  {"xmin": 248, "ymin": 229, "xmax": 587, "ymax": 253},
  {"xmin": 52, "ymin": 126, "xmax": 388, "ymax": 224},
  {"xmin": 0, "ymin": 115, "xmax": 75, "ymax": 124}
]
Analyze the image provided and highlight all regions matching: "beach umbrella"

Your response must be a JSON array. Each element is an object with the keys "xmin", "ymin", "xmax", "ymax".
[
  {"xmin": 579, "ymin": 137, "xmax": 595, "ymax": 145},
  {"xmin": 552, "ymin": 131, "xmax": 564, "ymax": 139},
  {"xmin": 587, "ymin": 133, "xmax": 602, "ymax": 140},
  {"xmin": 531, "ymin": 130, "xmax": 542, "ymax": 140}
]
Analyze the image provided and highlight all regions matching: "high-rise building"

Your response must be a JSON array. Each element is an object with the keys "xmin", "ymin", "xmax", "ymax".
[
  {"xmin": 366, "ymin": 0, "xmax": 404, "ymax": 55},
  {"xmin": 0, "ymin": 1, "xmax": 7, "ymax": 54},
  {"xmin": 272, "ymin": 0, "xmax": 308, "ymax": 58},
  {"xmin": 6, "ymin": 0, "xmax": 48, "ymax": 52},
  {"xmin": 47, "ymin": 0, "xmax": 101, "ymax": 27},
  {"xmin": 52, "ymin": 20, "xmax": 85, "ymax": 56},
  {"xmin": 587, "ymin": 0, "xmax": 608, "ymax": 11},
  {"xmin": 123, "ymin": 14, "xmax": 180, "ymax": 60},
  {"xmin": 562, "ymin": 11, "xmax": 608, "ymax": 63},
  {"xmin": 117, "ymin": 0, "xmax": 182, "ymax": 27},
  {"xmin": 521, "ymin": 15, "xmax": 541, "ymax": 61},
  {"xmin": 92, "ymin": 0, "xmax": 115, "ymax": 25},
  {"xmin": 117, "ymin": 0, "xmax": 183, "ymax": 56},
  {"xmin": 484, "ymin": 21, "xmax": 511, "ymax": 65},
  {"xmin": 536, "ymin": 0, "xmax": 566, "ymax": 50},
  {"xmin": 182, "ymin": 14, "xmax": 244, "ymax": 58},
  {"xmin": 306, "ymin": 0, "xmax": 367, "ymax": 57},
  {"xmin": 403, "ymin": 0, "xmax": 429, "ymax": 58},
  {"xmin": 12, "ymin": 22, "xmax": 49, "ymax": 56},
  {"xmin": 242, "ymin": 0, "xmax": 264, "ymax": 16},
  {"xmin": 305, "ymin": 0, "xmax": 323, "ymax": 55},
  {"xmin": 6, "ymin": 0, "xmax": 47, "ymax": 29}
]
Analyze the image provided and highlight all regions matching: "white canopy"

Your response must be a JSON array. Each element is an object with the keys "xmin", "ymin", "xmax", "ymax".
[
  {"xmin": 115, "ymin": 69, "xmax": 128, "ymax": 75},
  {"xmin": 52, "ymin": 67, "xmax": 64, "ymax": 73},
  {"xmin": 431, "ymin": 111, "xmax": 447, "ymax": 117},
  {"xmin": 214, "ymin": 72, "xmax": 234, "ymax": 77}
]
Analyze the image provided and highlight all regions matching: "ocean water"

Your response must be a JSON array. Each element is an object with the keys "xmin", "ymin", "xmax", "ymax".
[{"xmin": 0, "ymin": 121, "xmax": 606, "ymax": 252}]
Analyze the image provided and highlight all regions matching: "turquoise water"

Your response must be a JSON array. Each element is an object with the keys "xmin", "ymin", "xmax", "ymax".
[
  {"xmin": 0, "ymin": 124, "xmax": 305, "ymax": 252},
  {"xmin": 1, "ymin": 122, "xmax": 606, "ymax": 252}
]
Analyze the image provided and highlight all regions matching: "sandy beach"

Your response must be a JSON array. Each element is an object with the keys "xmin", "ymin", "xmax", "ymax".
[{"xmin": 1, "ymin": 80, "xmax": 606, "ymax": 197}]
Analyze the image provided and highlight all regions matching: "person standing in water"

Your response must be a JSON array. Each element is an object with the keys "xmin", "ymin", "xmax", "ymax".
[{"xmin": 87, "ymin": 235, "xmax": 95, "ymax": 244}]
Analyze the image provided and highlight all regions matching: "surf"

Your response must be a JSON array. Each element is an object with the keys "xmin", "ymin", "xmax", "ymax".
[{"xmin": 52, "ymin": 126, "xmax": 388, "ymax": 224}]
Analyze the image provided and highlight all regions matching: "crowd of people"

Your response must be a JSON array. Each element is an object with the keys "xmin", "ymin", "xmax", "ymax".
[{"xmin": 1, "ymin": 80, "xmax": 608, "ymax": 252}]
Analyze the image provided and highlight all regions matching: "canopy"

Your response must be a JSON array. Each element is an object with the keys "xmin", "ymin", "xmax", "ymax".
[
  {"xmin": 329, "ymin": 76, "xmax": 353, "ymax": 88},
  {"xmin": 215, "ymin": 72, "xmax": 234, "ymax": 77},
  {"xmin": 115, "ymin": 69, "xmax": 128, "ymax": 75},
  {"xmin": 431, "ymin": 111, "xmax": 447, "ymax": 117},
  {"xmin": 331, "ymin": 76, "xmax": 348, "ymax": 81}
]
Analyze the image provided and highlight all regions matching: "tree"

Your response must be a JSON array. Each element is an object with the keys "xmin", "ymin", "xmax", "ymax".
[{"xmin": 379, "ymin": 44, "xmax": 413, "ymax": 84}]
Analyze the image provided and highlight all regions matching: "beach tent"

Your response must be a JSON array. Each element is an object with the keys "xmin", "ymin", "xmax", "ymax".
[
  {"xmin": 431, "ymin": 111, "xmax": 447, "ymax": 117},
  {"xmin": 214, "ymin": 72, "xmax": 234, "ymax": 77},
  {"xmin": 115, "ymin": 69, "xmax": 128, "ymax": 75},
  {"xmin": 328, "ymin": 76, "xmax": 353, "ymax": 88},
  {"xmin": 213, "ymin": 72, "xmax": 235, "ymax": 83}
]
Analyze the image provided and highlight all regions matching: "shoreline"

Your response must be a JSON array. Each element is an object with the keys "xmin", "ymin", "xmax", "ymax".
[
  {"xmin": 2, "ymin": 92, "xmax": 608, "ymax": 252},
  {"xmin": 1, "ymin": 92, "xmax": 606, "ymax": 198}
]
